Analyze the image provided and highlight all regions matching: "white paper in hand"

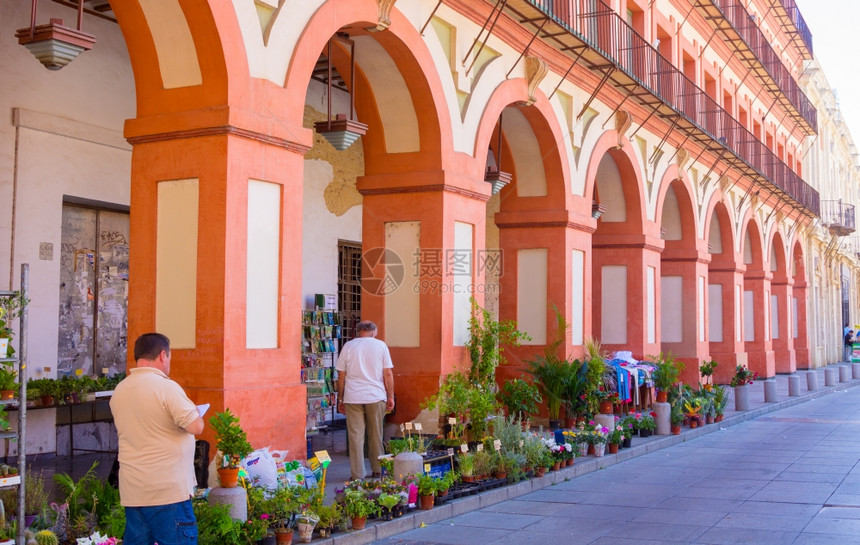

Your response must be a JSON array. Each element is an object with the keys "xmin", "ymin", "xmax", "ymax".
[{"xmin": 197, "ymin": 403, "xmax": 210, "ymax": 418}]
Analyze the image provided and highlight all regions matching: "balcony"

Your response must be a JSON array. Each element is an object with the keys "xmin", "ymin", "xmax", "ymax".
[
  {"xmin": 766, "ymin": 0, "xmax": 813, "ymax": 59},
  {"xmin": 692, "ymin": 0, "xmax": 816, "ymax": 134},
  {"xmin": 486, "ymin": 0, "xmax": 819, "ymax": 216},
  {"xmin": 820, "ymin": 200, "xmax": 856, "ymax": 236}
]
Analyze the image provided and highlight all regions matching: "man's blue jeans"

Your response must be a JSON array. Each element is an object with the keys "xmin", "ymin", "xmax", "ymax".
[{"xmin": 124, "ymin": 499, "xmax": 197, "ymax": 545}]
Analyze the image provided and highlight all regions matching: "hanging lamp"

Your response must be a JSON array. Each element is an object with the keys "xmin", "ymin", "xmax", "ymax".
[
  {"xmin": 484, "ymin": 113, "xmax": 511, "ymax": 195},
  {"xmin": 15, "ymin": 0, "xmax": 95, "ymax": 70},
  {"xmin": 313, "ymin": 34, "xmax": 367, "ymax": 150}
]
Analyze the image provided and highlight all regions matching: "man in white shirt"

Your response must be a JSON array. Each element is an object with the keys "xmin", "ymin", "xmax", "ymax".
[{"xmin": 336, "ymin": 321, "xmax": 394, "ymax": 480}]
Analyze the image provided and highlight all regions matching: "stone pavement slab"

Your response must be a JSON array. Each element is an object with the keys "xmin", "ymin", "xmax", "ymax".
[{"xmin": 367, "ymin": 374, "xmax": 860, "ymax": 545}]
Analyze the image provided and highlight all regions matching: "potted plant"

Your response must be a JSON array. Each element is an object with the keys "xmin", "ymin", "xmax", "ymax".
[
  {"xmin": 209, "ymin": 409, "xmax": 253, "ymax": 488},
  {"xmin": 0, "ymin": 291, "xmax": 28, "ymax": 358},
  {"xmin": 730, "ymin": 364, "xmax": 757, "ymax": 411},
  {"xmin": 670, "ymin": 402, "xmax": 684, "ymax": 434},
  {"xmin": 437, "ymin": 470, "xmax": 456, "ymax": 496},
  {"xmin": 458, "ymin": 451, "xmax": 475, "ymax": 483},
  {"xmin": 713, "ymin": 384, "xmax": 729, "ymax": 422},
  {"xmin": 0, "ymin": 363, "xmax": 16, "ymax": 400},
  {"xmin": 416, "ymin": 473, "xmax": 438, "ymax": 510},
  {"xmin": 590, "ymin": 425, "xmax": 608, "ymax": 457},
  {"xmin": 651, "ymin": 352, "xmax": 684, "ymax": 403},
  {"xmin": 342, "ymin": 488, "xmax": 378, "ymax": 530},
  {"xmin": 606, "ymin": 424, "xmax": 624, "ymax": 453},
  {"xmin": 497, "ymin": 377, "xmax": 542, "ymax": 427},
  {"xmin": 377, "ymin": 492, "xmax": 400, "ymax": 520},
  {"xmin": 700, "ymin": 359, "xmax": 718, "ymax": 386},
  {"xmin": 315, "ymin": 503, "xmax": 343, "ymax": 538},
  {"xmin": 526, "ymin": 309, "xmax": 571, "ymax": 429}
]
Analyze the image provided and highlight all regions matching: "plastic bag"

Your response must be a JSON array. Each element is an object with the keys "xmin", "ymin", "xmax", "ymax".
[{"xmin": 242, "ymin": 447, "xmax": 280, "ymax": 491}]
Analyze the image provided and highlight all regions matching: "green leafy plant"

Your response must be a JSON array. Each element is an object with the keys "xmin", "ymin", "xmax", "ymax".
[
  {"xmin": 209, "ymin": 409, "xmax": 253, "ymax": 468},
  {"xmin": 53, "ymin": 461, "xmax": 106, "ymax": 540},
  {"xmin": 526, "ymin": 307, "xmax": 572, "ymax": 421},
  {"xmin": 315, "ymin": 502, "xmax": 345, "ymax": 531},
  {"xmin": 0, "ymin": 291, "xmax": 28, "ymax": 357},
  {"xmin": 466, "ymin": 298, "xmax": 529, "ymax": 388},
  {"xmin": 457, "ymin": 452, "xmax": 475, "ymax": 477},
  {"xmin": 651, "ymin": 352, "xmax": 684, "ymax": 392},
  {"xmin": 0, "ymin": 363, "xmax": 16, "ymax": 392},
  {"xmin": 497, "ymin": 377, "xmax": 542, "ymax": 422},
  {"xmin": 0, "ymin": 470, "xmax": 49, "ymax": 517},
  {"xmin": 194, "ymin": 499, "xmax": 263, "ymax": 544},
  {"xmin": 342, "ymin": 489, "xmax": 379, "ymax": 519},
  {"xmin": 713, "ymin": 384, "xmax": 729, "ymax": 416},
  {"xmin": 583, "ymin": 337, "xmax": 607, "ymax": 416},
  {"xmin": 416, "ymin": 474, "xmax": 439, "ymax": 496},
  {"xmin": 700, "ymin": 359, "xmax": 718, "ymax": 384}
]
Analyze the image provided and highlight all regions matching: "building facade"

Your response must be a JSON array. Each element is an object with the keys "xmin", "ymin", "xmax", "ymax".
[{"xmin": 1, "ymin": 0, "xmax": 857, "ymax": 457}]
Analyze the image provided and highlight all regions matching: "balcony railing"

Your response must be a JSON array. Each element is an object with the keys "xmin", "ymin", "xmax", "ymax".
[
  {"xmin": 772, "ymin": 0, "xmax": 813, "ymax": 57},
  {"xmin": 820, "ymin": 200, "xmax": 856, "ymax": 236},
  {"xmin": 496, "ymin": 0, "xmax": 819, "ymax": 216},
  {"xmin": 698, "ymin": 0, "xmax": 816, "ymax": 133}
]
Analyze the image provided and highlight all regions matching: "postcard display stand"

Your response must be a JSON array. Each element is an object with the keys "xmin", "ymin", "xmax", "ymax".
[{"xmin": 301, "ymin": 309, "xmax": 341, "ymax": 435}]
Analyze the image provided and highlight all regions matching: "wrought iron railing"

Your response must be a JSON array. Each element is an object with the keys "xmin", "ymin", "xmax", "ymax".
[
  {"xmin": 708, "ymin": 0, "xmax": 816, "ymax": 131},
  {"xmin": 777, "ymin": 0, "xmax": 813, "ymax": 56},
  {"xmin": 522, "ymin": 0, "xmax": 819, "ymax": 215},
  {"xmin": 820, "ymin": 200, "xmax": 856, "ymax": 236}
]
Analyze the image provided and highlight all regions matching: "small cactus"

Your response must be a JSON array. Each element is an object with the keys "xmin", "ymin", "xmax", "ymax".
[{"xmin": 35, "ymin": 530, "xmax": 58, "ymax": 545}]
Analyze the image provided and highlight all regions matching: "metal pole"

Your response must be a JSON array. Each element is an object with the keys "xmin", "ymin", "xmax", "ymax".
[{"xmin": 17, "ymin": 263, "xmax": 28, "ymax": 545}]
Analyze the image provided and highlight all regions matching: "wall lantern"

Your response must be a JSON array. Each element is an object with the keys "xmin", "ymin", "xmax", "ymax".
[
  {"xmin": 313, "ymin": 34, "xmax": 367, "ymax": 151},
  {"xmin": 484, "ymin": 113, "xmax": 511, "ymax": 195},
  {"xmin": 15, "ymin": 0, "xmax": 95, "ymax": 70},
  {"xmin": 592, "ymin": 201, "xmax": 607, "ymax": 219}
]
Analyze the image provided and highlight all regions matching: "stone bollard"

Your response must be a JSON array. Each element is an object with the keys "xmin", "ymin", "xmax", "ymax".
[
  {"xmin": 595, "ymin": 413, "xmax": 615, "ymax": 435},
  {"xmin": 734, "ymin": 384, "xmax": 750, "ymax": 411},
  {"xmin": 653, "ymin": 402, "xmax": 670, "ymax": 435},
  {"xmin": 763, "ymin": 379, "xmax": 778, "ymax": 403},
  {"xmin": 853, "ymin": 363, "xmax": 860, "ymax": 379},
  {"xmin": 840, "ymin": 365, "xmax": 852, "ymax": 382},
  {"xmin": 788, "ymin": 374, "xmax": 801, "ymax": 396},
  {"xmin": 806, "ymin": 370, "xmax": 819, "ymax": 391},
  {"xmin": 209, "ymin": 485, "xmax": 247, "ymax": 522},
  {"xmin": 393, "ymin": 451, "xmax": 423, "ymax": 482},
  {"xmin": 825, "ymin": 367, "xmax": 839, "ymax": 387}
]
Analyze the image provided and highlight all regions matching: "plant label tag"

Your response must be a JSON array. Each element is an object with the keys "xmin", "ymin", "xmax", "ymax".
[
  {"xmin": 476, "ymin": 444, "xmax": 483, "ymax": 452},
  {"xmin": 448, "ymin": 417, "xmax": 456, "ymax": 425},
  {"xmin": 424, "ymin": 463, "xmax": 431, "ymax": 472},
  {"xmin": 405, "ymin": 422, "xmax": 413, "ymax": 430},
  {"xmin": 400, "ymin": 424, "xmax": 405, "ymax": 432},
  {"xmin": 460, "ymin": 444, "xmax": 468, "ymax": 453},
  {"xmin": 414, "ymin": 423, "xmax": 423, "ymax": 431},
  {"xmin": 447, "ymin": 448, "xmax": 455, "ymax": 456},
  {"xmin": 314, "ymin": 450, "xmax": 331, "ymax": 464},
  {"xmin": 494, "ymin": 439, "xmax": 501, "ymax": 451},
  {"xmin": 520, "ymin": 440, "xmax": 524, "ymax": 447}
]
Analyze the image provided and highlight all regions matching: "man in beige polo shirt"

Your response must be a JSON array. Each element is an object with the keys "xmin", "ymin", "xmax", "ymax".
[{"xmin": 110, "ymin": 333, "xmax": 204, "ymax": 545}]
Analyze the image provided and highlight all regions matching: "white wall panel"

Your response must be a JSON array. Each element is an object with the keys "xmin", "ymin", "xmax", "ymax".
[
  {"xmin": 602, "ymin": 266, "xmax": 627, "ymax": 344},
  {"xmin": 518, "ymin": 249, "xmax": 547, "ymax": 345},
  {"xmin": 661, "ymin": 276, "xmax": 683, "ymax": 343},
  {"xmin": 247, "ymin": 180, "xmax": 281, "ymax": 349}
]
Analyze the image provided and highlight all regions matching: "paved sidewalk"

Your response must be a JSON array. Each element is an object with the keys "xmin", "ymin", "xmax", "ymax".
[{"xmin": 369, "ymin": 364, "xmax": 860, "ymax": 545}]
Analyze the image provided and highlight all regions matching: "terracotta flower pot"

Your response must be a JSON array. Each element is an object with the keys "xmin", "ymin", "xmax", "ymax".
[
  {"xmin": 0, "ymin": 390, "xmax": 14, "ymax": 400},
  {"xmin": 671, "ymin": 425, "xmax": 681, "ymax": 435},
  {"xmin": 461, "ymin": 475, "xmax": 475, "ymax": 483},
  {"xmin": 566, "ymin": 458, "xmax": 574, "ymax": 467},
  {"xmin": 599, "ymin": 401, "xmax": 613, "ymax": 414},
  {"xmin": 40, "ymin": 395, "xmax": 54, "ymax": 406},
  {"xmin": 351, "ymin": 516, "xmax": 367, "ymax": 530},
  {"xmin": 565, "ymin": 416, "xmax": 577, "ymax": 429},
  {"xmin": 275, "ymin": 530, "xmax": 293, "ymax": 545},
  {"xmin": 419, "ymin": 494, "xmax": 435, "ymax": 510},
  {"xmin": 551, "ymin": 461, "xmax": 560, "ymax": 471},
  {"xmin": 656, "ymin": 391, "xmax": 668, "ymax": 403},
  {"xmin": 217, "ymin": 467, "xmax": 240, "ymax": 488},
  {"xmin": 608, "ymin": 443, "xmax": 619, "ymax": 454}
]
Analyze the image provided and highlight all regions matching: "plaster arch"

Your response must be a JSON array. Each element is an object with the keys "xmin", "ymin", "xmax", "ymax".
[
  {"xmin": 285, "ymin": 0, "xmax": 451, "ymax": 169},
  {"xmin": 111, "ymin": 0, "xmax": 234, "ymax": 117},
  {"xmin": 585, "ymin": 132, "xmax": 647, "ymax": 234},
  {"xmin": 473, "ymin": 81, "xmax": 572, "ymax": 207},
  {"xmin": 655, "ymin": 167, "xmax": 698, "ymax": 250},
  {"xmin": 740, "ymin": 210, "xmax": 765, "ymax": 270},
  {"xmin": 704, "ymin": 199, "xmax": 737, "ymax": 264}
]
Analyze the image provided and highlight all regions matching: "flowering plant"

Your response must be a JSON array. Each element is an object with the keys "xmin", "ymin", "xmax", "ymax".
[
  {"xmin": 582, "ymin": 422, "xmax": 609, "ymax": 444},
  {"xmin": 607, "ymin": 425, "xmax": 624, "ymax": 445},
  {"xmin": 729, "ymin": 365, "xmax": 757, "ymax": 387},
  {"xmin": 77, "ymin": 534, "xmax": 118, "ymax": 545},
  {"xmin": 634, "ymin": 412, "xmax": 656, "ymax": 432},
  {"xmin": 618, "ymin": 416, "xmax": 636, "ymax": 439}
]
